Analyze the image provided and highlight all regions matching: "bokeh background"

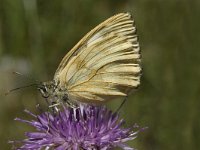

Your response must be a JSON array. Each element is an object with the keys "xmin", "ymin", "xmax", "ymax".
[{"xmin": 0, "ymin": 0, "xmax": 200, "ymax": 149}]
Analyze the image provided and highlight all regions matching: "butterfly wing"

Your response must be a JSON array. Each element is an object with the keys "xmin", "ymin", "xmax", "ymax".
[{"xmin": 54, "ymin": 13, "xmax": 141, "ymax": 103}]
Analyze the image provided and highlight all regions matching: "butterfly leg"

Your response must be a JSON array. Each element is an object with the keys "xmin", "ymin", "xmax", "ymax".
[
  {"xmin": 49, "ymin": 101, "xmax": 60, "ymax": 113},
  {"xmin": 115, "ymin": 96, "xmax": 128, "ymax": 113},
  {"xmin": 65, "ymin": 99, "xmax": 78, "ymax": 109},
  {"xmin": 62, "ymin": 94, "xmax": 78, "ymax": 109},
  {"xmin": 45, "ymin": 102, "xmax": 61, "ymax": 133}
]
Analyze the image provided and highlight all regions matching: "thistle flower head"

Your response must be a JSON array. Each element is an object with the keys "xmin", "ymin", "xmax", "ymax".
[{"xmin": 11, "ymin": 105, "xmax": 142, "ymax": 150}]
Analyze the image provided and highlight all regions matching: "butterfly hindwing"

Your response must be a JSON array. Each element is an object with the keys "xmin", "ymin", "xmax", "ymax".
[{"xmin": 54, "ymin": 13, "xmax": 141, "ymax": 103}]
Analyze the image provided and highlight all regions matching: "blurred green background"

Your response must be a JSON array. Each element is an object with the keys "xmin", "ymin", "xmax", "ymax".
[{"xmin": 0, "ymin": 0, "xmax": 200, "ymax": 149}]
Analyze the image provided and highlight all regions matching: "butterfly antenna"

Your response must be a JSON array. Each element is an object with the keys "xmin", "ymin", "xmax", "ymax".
[
  {"xmin": 12, "ymin": 71, "xmax": 40, "ymax": 83},
  {"xmin": 4, "ymin": 83, "xmax": 38, "ymax": 96},
  {"xmin": 115, "ymin": 96, "xmax": 128, "ymax": 113}
]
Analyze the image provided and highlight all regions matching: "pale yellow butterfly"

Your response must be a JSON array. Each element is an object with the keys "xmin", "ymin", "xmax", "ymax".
[{"xmin": 38, "ymin": 13, "xmax": 141, "ymax": 107}]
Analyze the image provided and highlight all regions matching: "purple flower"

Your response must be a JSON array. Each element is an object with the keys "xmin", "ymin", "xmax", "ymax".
[{"xmin": 10, "ymin": 105, "xmax": 142, "ymax": 150}]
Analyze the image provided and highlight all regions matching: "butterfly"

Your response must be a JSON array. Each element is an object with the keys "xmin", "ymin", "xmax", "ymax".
[{"xmin": 38, "ymin": 13, "xmax": 141, "ymax": 107}]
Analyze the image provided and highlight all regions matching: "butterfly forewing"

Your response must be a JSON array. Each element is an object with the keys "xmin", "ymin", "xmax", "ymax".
[{"xmin": 54, "ymin": 13, "xmax": 141, "ymax": 103}]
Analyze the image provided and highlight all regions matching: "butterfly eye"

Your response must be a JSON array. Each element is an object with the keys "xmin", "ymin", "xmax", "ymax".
[
  {"xmin": 43, "ymin": 87, "xmax": 47, "ymax": 92},
  {"xmin": 38, "ymin": 86, "xmax": 49, "ymax": 98}
]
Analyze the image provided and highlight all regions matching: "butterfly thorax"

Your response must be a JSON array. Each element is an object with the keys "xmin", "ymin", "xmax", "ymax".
[{"xmin": 38, "ymin": 80, "xmax": 70, "ymax": 106}]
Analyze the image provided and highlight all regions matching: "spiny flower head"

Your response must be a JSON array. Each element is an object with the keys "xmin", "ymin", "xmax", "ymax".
[{"xmin": 11, "ymin": 105, "xmax": 142, "ymax": 150}]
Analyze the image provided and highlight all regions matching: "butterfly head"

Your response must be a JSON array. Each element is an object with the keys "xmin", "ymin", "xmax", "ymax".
[
  {"xmin": 38, "ymin": 81, "xmax": 56, "ymax": 98},
  {"xmin": 37, "ymin": 81, "xmax": 72, "ymax": 107}
]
